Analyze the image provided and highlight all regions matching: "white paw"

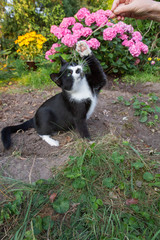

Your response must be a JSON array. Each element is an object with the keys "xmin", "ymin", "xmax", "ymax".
[
  {"xmin": 40, "ymin": 135, "xmax": 59, "ymax": 147},
  {"xmin": 52, "ymin": 140, "xmax": 59, "ymax": 147},
  {"xmin": 76, "ymin": 41, "xmax": 91, "ymax": 57}
]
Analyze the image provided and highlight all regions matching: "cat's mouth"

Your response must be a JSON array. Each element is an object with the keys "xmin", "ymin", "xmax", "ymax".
[{"xmin": 80, "ymin": 72, "xmax": 85, "ymax": 79}]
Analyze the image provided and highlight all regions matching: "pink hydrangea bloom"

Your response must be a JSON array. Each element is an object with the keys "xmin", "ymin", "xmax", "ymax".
[
  {"xmin": 134, "ymin": 58, "xmax": 140, "ymax": 65},
  {"xmin": 85, "ymin": 13, "xmax": 96, "ymax": 26},
  {"xmin": 119, "ymin": 34, "xmax": 128, "ymax": 40},
  {"xmin": 45, "ymin": 43, "xmax": 61, "ymax": 62},
  {"xmin": 81, "ymin": 27, "xmax": 92, "ymax": 37},
  {"xmin": 50, "ymin": 25, "xmax": 58, "ymax": 34},
  {"xmin": 140, "ymin": 42, "xmax": 148, "ymax": 54},
  {"xmin": 122, "ymin": 39, "xmax": 134, "ymax": 47},
  {"xmin": 103, "ymin": 28, "xmax": 117, "ymax": 41},
  {"xmin": 96, "ymin": 9, "xmax": 106, "ymax": 15},
  {"xmin": 51, "ymin": 43, "xmax": 61, "ymax": 53},
  {"xmin": 51, "ymin": 27, "xmax": 71, "ymax": 39},
  {"xmin": 132, "ymin": 31, "xmax": 142, "ymax": 42},
  {"xmin": 45, "ymin": 50, "xmax": 53, "ymax": 62},
  {"xmin": 61, "ymin": 34, "xmax": 78, "ymax": 47},
  {"xmin": 107, "ymin": 22, "xmax": 114, "ymax": 27},
  {"xmin": 95, "ymin": 13, "xmax": 108, "ymax": 27},
  {"xmin": 73, "ymin": 30, "xmax": 82, "ymax": 39},
  {"xmin": 114, "ymin": 25, "xmax": 125, "ymax": 35},
  {"xmin": 105, "ymin": 10, "xmax": 112, "ymax": 17},
  {"xmin": 129, "ymin": 44, "xmax": 141, "ymax": 57},
  {"xmin": 87, "ymin": 38, "xmax": 100, "ymax": 49},
  {"xmin": 135, "ymin": 41, "xmax": 148, "ymax": 54},
  {"xmin": 117, "ymin": 21, "xmax": 134, "ymax": 33},
  {"xmin": 72, "ymin": 23, "xmax": 83, "ymax": 32},
  {"xmin": 75, "ymin": 8, "xmax": 90, "ymax": 21},
  {"xmin": 59, "ymin": 17, "xmax": 76, "ymax": 28}
]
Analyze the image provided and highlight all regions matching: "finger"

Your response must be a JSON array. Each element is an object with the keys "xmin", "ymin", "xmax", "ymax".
[
  {"xmin": 114, "ymin": 3, "xmax": 133, "ymax": 15},
  {"xmin": 125, "ymin": 0, "xmax": 130, "ymax": 4},
  {"xmin": 111, "ymin": 0, "xmax": 120, "ymax": 11},
  {"xmin": 111, "ymin": 0, "xmax": 126, "ymax": 11},
  {"xmin": 110, "ymin": 12, "xmax": 116, "ymax": 18}
]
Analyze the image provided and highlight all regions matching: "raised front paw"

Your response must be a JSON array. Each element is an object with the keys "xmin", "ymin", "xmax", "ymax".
[{"xmin": 76, "ymin": 41, "xmax": 91, "ymax": 57}]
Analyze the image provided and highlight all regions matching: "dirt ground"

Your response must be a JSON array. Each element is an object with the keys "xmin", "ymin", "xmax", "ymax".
[{"xmin": 0, "ymin": 79, "xmax": 160, "ymax": 183}]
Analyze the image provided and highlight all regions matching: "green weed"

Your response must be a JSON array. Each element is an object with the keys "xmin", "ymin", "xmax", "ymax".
[
  {"xmin": 116, "ymin": 93, "xmax": 160, "ymax": 127},
  {"xmin": 0, "ymin": 135, "xmax": 160, "ymax": 239}
]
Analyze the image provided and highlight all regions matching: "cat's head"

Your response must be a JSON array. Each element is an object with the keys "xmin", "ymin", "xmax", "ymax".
[{"xmin": 50, "ymin": 57, "xmax": 84, "ymax": 91}]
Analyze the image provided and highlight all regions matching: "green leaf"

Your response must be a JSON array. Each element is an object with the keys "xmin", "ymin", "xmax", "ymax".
[
  {"xmin": 149, "ymin": 182, "xmax": 160, "ymax": 187},
  {"xmin": 77, "ymin": 156, "xmax": 84, "ymax": 167},
  {"xmin": 143, "ymin": 172, "xmax": 154, "ymax": 182},
  {"xmin": 53, "ymin": 198, "xmax": 70, "ymax": 214},
  {"xmin": 155, "ymin": 106, "xmax": 160, "ymax": 113},
  {"xmin": 113, "ymin": 68, "xmax": 118, "ymax": 73},
  {"xmin": 108, "ymin": 53, "xmax": 113, "ymax": 58},
  {"xmin": 33, "ymin": 216, "xmax": 43, "ymax": 235},
  {"xmin": 124, "ymin": 100, "xmax": 131, "ymax": 106},
  {"xmin": 96, "ymin": 199, "xmax": 103, "ymax": 206},
  {"xmin": 111, "ymin": 151, "xmax": 125, "ymax": 164},
  {"xmin": 92, "ymin": 202, "xmax": 98, "ymax": 210},
  {"xmin": 103, "ymin": 177, "xmax": 115, "ymax": 189},
  {"xmin": 42, "ymin": 216, "xmax": 54, "ymax": 230},
  {"xmin": 139, "ymin": 115, "xmax": 148, "ymax": 123},
  {"xmin": 132, "ymin": 161, "xmax": 144, "ymax": 170},
  {"xmin": 72, "ymin": 178, "xmax": 86, "ymax": 189}
]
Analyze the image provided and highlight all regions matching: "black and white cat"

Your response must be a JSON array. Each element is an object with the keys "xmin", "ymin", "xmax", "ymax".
[{"xmin": 1, "ymin": 41, "xmax": 106, "ymax": 149}]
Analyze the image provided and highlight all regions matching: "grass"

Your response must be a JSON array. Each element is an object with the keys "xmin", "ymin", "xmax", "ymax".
[
  {"xmin": 122, "ymin": 71, "xmax": 160, "ymax": 84},
  {"xmin": 0, "ymin": 58, "xmax": 57, "ymax": 89},
  {"xmin": 0, "ymin": 135, "xmax": 160, "ymax": 240},
  {"xmin": 0, "ymin": 57, "xmax": 160, "ymax": 90}
]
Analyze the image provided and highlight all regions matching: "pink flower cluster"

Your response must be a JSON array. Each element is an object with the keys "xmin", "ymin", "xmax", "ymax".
[
  {"xmin": 46, "ymin": 7, "xmax": 149, "ymax": 61},
  {"xmin": 103, "ymin": 21, "xmax": 148, "ymax": 57},
  {"xmin": 45, "ymin": 43, "xmax": 61, "ymax": 62}
]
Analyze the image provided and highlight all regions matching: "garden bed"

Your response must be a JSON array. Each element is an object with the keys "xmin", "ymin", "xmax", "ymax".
[{"xmin": 0, "ymin": 79, "xmax": 160, "ymax": 182}]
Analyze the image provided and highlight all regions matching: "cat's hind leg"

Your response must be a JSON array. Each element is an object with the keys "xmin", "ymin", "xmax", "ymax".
[{"xmin": 39, "ymin": 135, "xmax": 59, "ymax": 147}]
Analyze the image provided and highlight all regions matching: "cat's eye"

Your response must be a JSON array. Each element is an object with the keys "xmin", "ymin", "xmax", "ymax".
[
  {"xmin": 67, "ymin": 70, "xmax": 72, "ymax": 77},
  {"xmin": 76, "ymin": 68, "xmax": 81, "ymax": 74}
]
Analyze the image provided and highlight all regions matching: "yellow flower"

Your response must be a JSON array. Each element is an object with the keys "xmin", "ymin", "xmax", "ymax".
[
  {"xmin": 148, "ymin": 57, "xmax": 152, "ymax": 61},
  {"xmin": 15, "ymin": 31, "xmax": 47, "ymax": 60},
  {"xmin": 37, "ymin": 44, "xmax": 43, "ymax": 49}
]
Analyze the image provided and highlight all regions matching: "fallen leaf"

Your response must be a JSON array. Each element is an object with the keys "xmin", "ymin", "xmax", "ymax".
[
  {"xmin": 49, "ymin": 193, "xmax": 57, "ymax": 203},
  {"xmin": 126, "ymin": 198, "xmax": 138, "ymax": 205},
  {"xmin": 65, "ymin": 136, "xmax": 72, "ymax": 143},
  {"xmin": 109, "ymin": 191, "xmax": 118, "ymax": 199}
]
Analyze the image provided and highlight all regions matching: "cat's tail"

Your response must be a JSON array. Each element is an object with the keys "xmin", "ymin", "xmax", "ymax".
[{"xmin": 1, "ymin": 118, "xmax": 34, "ymax": 150}]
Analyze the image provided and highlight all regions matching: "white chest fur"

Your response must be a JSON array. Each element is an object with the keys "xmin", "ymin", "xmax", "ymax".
[{"xmin": 69, "ymin": 77, "xmax": 97, "ymax": 119}]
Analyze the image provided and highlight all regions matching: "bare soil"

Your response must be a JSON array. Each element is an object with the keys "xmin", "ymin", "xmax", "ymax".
[{"xmin": 0, "ymin": 79, "xmax": 160, "ymax": 182}]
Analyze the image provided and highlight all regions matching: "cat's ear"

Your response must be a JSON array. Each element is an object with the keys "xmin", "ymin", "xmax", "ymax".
[
  {"xmin": 59, "ymin": 56, "xmax": 67, "ymax": 66},
  {"xmin": 50, "ymin": 73, "xmax": 62, "ymax": 87}
]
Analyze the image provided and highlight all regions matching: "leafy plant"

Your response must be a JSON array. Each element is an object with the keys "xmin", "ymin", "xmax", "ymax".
[{"xmin": 116, "ymin": 93, "xmax": 160, "ymax": 126}]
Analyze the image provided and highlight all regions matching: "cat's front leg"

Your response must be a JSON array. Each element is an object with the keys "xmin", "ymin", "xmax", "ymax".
[
  {"xmin": 76, "ymin": 41, "xmax": 92, "ymax": 57},
  {"xmin": 75, "ymin": 119, "xmax": 91, "ymax": 139}
]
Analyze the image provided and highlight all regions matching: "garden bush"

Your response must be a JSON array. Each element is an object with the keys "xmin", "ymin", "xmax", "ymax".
[{"xmin": 45, "ymin": 8, "xmax": 149, "ymax": 75}]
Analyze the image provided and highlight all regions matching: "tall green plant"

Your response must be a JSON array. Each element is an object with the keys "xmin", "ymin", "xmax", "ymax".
[{"xmin": 62, "ymin": 0, "xmax": 80, "ymax": 17}]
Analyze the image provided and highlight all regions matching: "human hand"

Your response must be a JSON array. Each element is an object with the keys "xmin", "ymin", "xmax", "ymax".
[{"xmin": 110, "ymin": 0, "xmax": 155, "ymax": 21}]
